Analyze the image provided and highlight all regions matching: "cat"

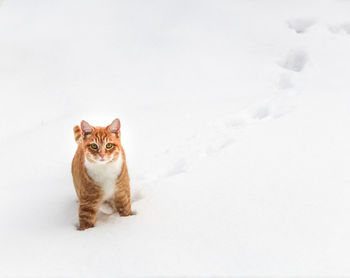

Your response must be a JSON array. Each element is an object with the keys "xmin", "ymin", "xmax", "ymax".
[{"xmin": 71, "ymin": 118, "xmax": 131, "ymax": 230}]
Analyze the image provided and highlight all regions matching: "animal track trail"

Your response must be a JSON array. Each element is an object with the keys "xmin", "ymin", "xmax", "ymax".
[
  {"xmin": 280, "ymin": 49, "xmax": 308, "ymax": 72},
  {"xmin": 166, "ymin": 158, "xmax": 188, "ymax": 177},
  {"xmin": 275, "ymin": 17, "xmax": 312, "ymax": 93},
  {"xmin": 266, "ymin": 19, "xmax": 312, "ymax": 120},
  {"xmin": 140, "ymin": 18, "xmax": 316, "ymax": 189},
  {"xmin": 253, "ymin": 105, "xmax": 271, "ymax": 120},
  {"xmin": 277, "ymin": 73, "xmax": 294, "ymax": 90},
  {"xmin": 162, "ymin": 15, "xmax": 318, "ymax": 173},
  {"xmin": 329, "ymin": 22, "xmax": 350, "ymax": 35},
  {"xmin": 206, "ymin": 137, "xmax": 235, "ymax": 156},
  {"xmin": 150, "ymin": 118, "xmax": 242, "ymax": 181},
  {"xmin": 287, "ymin": 18, "xmax": 316, "ymax": 34}
]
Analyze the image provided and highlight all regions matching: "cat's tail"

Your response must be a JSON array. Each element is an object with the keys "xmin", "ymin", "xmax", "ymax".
[{"xmin": 73, "ymin": 125, "xmax": 82, "ymax": 143}]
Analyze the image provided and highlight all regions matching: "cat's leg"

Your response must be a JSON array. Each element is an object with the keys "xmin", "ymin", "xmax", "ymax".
[
  {"xmin": 114, "ymin": 187, "xmax": 131, "ymax": 216},
  {"xmin": 78, "ymin": 197, "xmax": 102, "ymax": 230}
]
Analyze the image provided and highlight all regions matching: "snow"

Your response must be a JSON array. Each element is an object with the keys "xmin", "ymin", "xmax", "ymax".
[{"xmin": 1, "ymin": 0, "xmax": 350, "ymax": 276}]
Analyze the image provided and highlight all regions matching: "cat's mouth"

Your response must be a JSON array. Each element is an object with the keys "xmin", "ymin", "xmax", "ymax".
[
  {"xmin": 93, "ymin": 154, "xmax": 116, "ymax": 163},
  {"xmin": 94, "ymin": 157, "xmax": 109, "ymax": 164}
]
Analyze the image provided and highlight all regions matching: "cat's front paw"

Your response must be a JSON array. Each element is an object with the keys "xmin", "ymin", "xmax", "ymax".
[
  {"xmin": 117, "ymin": 208, "xmax": 131, "ymax": 216},
  {"xmin": 78, "ymin": 222, "xmax": 94, "ymax": 231}
]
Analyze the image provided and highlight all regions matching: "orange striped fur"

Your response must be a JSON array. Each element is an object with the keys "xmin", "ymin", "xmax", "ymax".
[
  {"xmin": 71, "ymin": 119, "xmax": 131, "ymax": 230},
  {"xmin": 73, "ymin": 125, "xmax": 81, "ymax": 143}
]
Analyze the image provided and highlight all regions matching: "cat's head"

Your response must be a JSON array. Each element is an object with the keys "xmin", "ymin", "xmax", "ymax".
[{"xmin": 74, "ymin": 119, "xmax": 122, "ymax": 164}]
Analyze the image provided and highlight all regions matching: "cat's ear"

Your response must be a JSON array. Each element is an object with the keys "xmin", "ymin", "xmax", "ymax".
[
  {"xmin": 108, "ymin": 118, "xmax": 120, "ymax": 136},
  {"xmin": 80, "ymin": 120, "xmax": 93, "ymax": 137}
]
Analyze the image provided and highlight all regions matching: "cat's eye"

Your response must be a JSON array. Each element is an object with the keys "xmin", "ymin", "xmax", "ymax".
[
  {"xmin": 106, "ymin": 143, "xmax": 114, "ymax": 149},
  {"xmin": 90, "ymin": 143, "xmax": 98, "ymax": 150}
]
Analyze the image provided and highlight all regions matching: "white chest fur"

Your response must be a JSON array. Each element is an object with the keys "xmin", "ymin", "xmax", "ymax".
[{"xmin": 85, "ymin": 154, "xmax": 123, "ymax": 201}]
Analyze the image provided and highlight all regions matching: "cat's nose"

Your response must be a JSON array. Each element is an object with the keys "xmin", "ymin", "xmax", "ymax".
[{"xmin": 99, "ymin": 153, "xmax": 105, "ymax": 158}]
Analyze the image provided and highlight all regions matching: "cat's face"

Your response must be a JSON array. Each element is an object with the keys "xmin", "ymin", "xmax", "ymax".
[{"xmin": 80, "ymin": 119, "xmax": 121, "ymax": 164}]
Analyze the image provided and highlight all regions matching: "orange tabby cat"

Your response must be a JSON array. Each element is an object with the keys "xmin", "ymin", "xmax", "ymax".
[{"xmin": 71, "ymin": 119, "xmax": 131, "ymax": 230}]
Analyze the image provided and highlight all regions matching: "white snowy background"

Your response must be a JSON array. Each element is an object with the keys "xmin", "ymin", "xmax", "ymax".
[{"xmin": 1, "ymin": 0, "xmax": 350, "ymax": 276}]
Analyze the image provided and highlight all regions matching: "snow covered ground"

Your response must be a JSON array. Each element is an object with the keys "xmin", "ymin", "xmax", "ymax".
[{"xmin": 1, "ymin": 0, "xmax": 350, "ymax": 276}]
